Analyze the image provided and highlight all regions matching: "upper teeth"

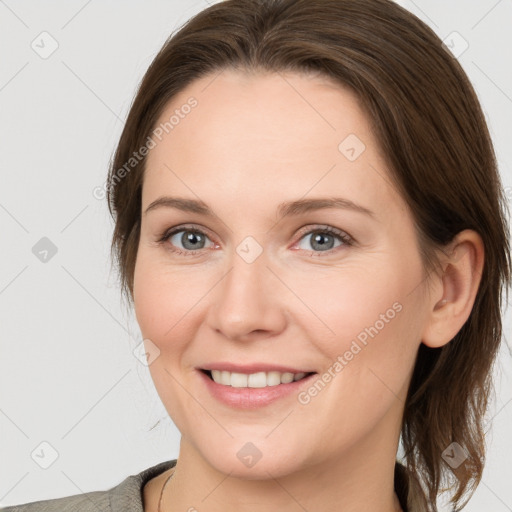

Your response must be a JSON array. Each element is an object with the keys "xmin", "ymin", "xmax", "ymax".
[{"xmin": 210, "ymin": 370, "xmax": 308, "ymax": 388}]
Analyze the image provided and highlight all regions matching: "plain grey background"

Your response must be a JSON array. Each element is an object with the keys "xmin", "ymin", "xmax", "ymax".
[{"xmin": 0, "ymin": 0, "xmax": 510, "ymax": 509}]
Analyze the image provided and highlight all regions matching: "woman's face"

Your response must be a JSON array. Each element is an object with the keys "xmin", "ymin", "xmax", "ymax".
[{"xmin": 133, "ymin": 69, "xmax": 433, "ymax": 478}]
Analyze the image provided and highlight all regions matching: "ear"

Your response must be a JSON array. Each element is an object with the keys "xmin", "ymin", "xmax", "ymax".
[{"xmin": 421, "ymin": 229, "xmax": 485, "ymax": 348}]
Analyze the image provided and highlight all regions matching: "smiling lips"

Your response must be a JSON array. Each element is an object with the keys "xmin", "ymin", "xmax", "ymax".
[{"xmin": 198, "ymin": 367, "xmax": 318, "ymax": 408}]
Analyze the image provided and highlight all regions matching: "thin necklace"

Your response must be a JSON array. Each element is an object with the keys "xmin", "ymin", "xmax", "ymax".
[{"xmin": 157, "ymin": 469, "xmax": 175, "ymax": 512}]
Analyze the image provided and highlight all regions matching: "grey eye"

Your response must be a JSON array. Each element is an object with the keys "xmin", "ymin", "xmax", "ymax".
[
  {"xmin": 169, "ymin": 230, "xmax": 212, "ymax": 251},
  {"xmin": 297, "ymin": 230, "xmax": 344, "ymax": 252}
]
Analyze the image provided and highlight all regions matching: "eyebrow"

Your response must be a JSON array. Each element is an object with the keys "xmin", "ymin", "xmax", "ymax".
[{"xmin": 144, "ymin": 196, "xmax": 375, "ymax": 219}]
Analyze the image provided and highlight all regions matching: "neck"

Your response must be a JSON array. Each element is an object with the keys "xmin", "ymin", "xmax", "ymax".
[{"xmin": 159, "ymin": 425, "xmax": 403, "ymax": 512}]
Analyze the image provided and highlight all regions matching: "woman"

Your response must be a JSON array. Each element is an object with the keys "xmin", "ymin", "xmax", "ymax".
[{"xmin": 4, "ymin": 0, "xmax": 510, "ymax": 511}]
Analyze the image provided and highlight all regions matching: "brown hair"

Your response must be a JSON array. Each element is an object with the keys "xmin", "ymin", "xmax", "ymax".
[{"xmin": 106, "ymin": 0, "xmax": 511, "ymax": 509}]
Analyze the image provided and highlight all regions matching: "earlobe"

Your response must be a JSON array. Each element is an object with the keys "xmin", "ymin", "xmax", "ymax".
[{"xmin": 421, "ymin": 230, "xmax": 485, "ymax": 349}]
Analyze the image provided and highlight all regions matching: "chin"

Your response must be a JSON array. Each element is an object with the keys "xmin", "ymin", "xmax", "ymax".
[{"xmin": 193, "ymin": 435, "xmax": 311, "ymax": 480}]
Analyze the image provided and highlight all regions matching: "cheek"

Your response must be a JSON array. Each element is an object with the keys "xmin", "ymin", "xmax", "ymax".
[
  {"xmin": 133, "ymin": 248, "xmax": 197, "ymax": 341},
  {"xmin": 133, "ymin": 252, "xmax": 207, "ymax": 427},
  {"xmin": 294, "ymin": 254, "xmax": 420, "ymax": 351},
  {"xmin": 293, "ymin": 254, "xmax": 423, "ymax": 405}
]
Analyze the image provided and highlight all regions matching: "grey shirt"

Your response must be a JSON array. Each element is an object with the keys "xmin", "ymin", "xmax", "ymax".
[{"xmin": 0, "ymin": 459, "xmax": 178, "ymax": 512}]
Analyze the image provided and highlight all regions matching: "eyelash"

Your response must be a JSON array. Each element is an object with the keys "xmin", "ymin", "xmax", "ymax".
[{"xmin": 156, "ymin": 224, "xmax": 354, "ymax": 258}]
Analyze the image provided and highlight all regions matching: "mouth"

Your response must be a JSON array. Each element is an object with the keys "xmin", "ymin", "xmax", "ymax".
[{"xmin": 197, "ymin": 368, "xmax": 319, "ymax": 409}]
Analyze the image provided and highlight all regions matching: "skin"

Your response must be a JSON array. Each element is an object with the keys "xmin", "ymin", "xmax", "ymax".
[{"xmin": 134, "ymin": 69, "xmax": 484, "ymax": 512}]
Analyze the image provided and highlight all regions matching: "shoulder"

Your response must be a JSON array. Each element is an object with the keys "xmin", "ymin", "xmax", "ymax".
[
  {"xmin": 1, "ymin": 460, "xmax": 178, "ymax": 512},
  {"xmin": 1, "ymin": 487, "xmax": 112, "ymax": 512}
]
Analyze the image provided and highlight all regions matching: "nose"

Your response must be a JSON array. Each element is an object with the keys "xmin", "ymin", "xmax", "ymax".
[{"xmin": 205, "ymin": 247, "xmax": 288, "ymax": 341}]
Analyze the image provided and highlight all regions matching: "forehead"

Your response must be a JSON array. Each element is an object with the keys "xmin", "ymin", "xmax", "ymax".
[
  {"xmin": 152, "ymin": 68, "xmax": 370, "ymax": 150},
  {"xmin": 142, "ymin": 69, "xmax": 403, "ymax": 219}
]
